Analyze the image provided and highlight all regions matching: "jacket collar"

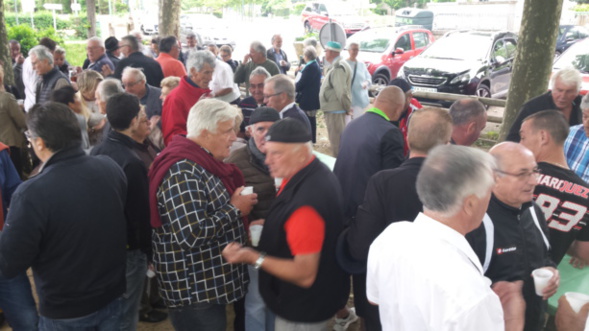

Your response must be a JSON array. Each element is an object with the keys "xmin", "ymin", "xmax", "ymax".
[
  {"xmin": 38, "ymin": 145, "xmax": 85, "ymax": 174},
  {"xmin": 107, "ymin": 130, "xmax": 136, "ymax": 149}
]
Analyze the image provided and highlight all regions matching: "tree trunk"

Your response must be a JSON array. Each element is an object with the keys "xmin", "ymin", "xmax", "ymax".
[
  {"xmin": 87, "ymin": 0, "xmax": 97, "ymax": 37},
  {"xmin": 159, "ymin": 0, "xmax": 180, "ymax": 38},
  {"xmin": 499, "ymin": 0, "xmax": 563, "ymax": 141},
  {"xmin": 0, "ymin": 0, "xmax": 15, "ymax": 85}
]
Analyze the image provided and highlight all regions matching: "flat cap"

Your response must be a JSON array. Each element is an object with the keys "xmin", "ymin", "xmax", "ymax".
[
  {"xmin": 265, "ymin": 118, "xmax": 312, "ymax": 143},
  {"xmin": 250, "ymin": 107, "xmax": 280, "ymax": 125}
]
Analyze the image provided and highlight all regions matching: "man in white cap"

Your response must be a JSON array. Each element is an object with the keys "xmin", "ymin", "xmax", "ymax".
[{"xmin": 319, "ymin": 41, "xmax": 352, "ymax": 156}]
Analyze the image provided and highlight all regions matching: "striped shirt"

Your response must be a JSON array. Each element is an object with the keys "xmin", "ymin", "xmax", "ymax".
[
  {"xmin": 153, "ymin": 159, "xmax": 248, "ymax": 307},
  {"xmin": 564, "ymin": 124, "xmax": 589, "ymax": 183}
]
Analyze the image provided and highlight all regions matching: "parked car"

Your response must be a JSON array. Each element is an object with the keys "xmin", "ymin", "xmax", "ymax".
[
  {"xmin": 556, "ymin": 25, "xmax": 589, "ymax": 57},
  {"xmin": 140, "ymin": 15, "xmax": 159, "ymax": 35},
  {"xmin": 345, "ymin": 26, "xmax": 434, "ymax": 85},
  {"xmin": 180, "ymin": 14, "xmax": 236, "ymax": 48},
  {"xmin": 397, "ymin": 30, "xmax": 517, "ymax": 105},
  {"xmin": 301, "ymin": 2, "xmax": 368, "ymax": 36},
  {"xmin": 551, "ymin": 37, "xmax": 589, "ymax": 95}
]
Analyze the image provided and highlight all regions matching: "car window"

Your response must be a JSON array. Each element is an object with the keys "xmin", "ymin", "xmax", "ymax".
[
  {"xmin": 504, "ymin": 39, "xmax": 517, "ymax": 59},
  {"xmin": 421, "ymin": 33, "xmax": 489, "ymax": 61},
  {"xmin": 413, "ymin": 32, "xmax": 429, "ymax": 49},
  {"xmin": 319, "ymin": 4, "xmax": 327, "ymax": 13},
  {"xmin": 305, "ymin": 6, "xmax": 312, "ymax": 12},
  {"xmin": 395, "ymin": 34, "xmax": 411, "ymax": 51},
  {"xmin": 566, "ymin": 28, "xmax": 579, "ymax": 40},
  {"xmin": 554, "ymin": 40, "xmax": 589, "ymax": 73},
  {"xmin": 492, "ymin": 40, "xmax": 505, "ymax": 59},
  {"xmin": 346, "ymin": 28, "xmax": 395, "ymax": 53}
]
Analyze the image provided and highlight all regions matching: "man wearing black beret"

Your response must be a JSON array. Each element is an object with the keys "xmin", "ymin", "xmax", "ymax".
[{"xmin": 223, "ymin": 118, "xmax": 349, "ymax": 330}]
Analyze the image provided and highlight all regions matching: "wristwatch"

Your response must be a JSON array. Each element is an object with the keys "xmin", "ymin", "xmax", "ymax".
[{"xmin": 254, "ymin": 252, "xmax": 267, "ymax": 270}]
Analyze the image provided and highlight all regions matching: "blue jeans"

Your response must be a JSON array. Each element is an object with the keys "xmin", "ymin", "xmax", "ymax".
[
  {"xmin": 245, "ymin": 265, "xmax": 275, "ymax": 331},
  {"xmin": 0, "ymin": 272, "xmax": 39, "ymax": 331},
  {"xmin": 169, "ymin": 302, "xmax": 226, "ymax": 331},
  {"xmin": 120, "ymin": 250, "xmax": 147, "ymax": 331},
  {"xmin": 38, "ymin": 297, "xmax": 122, "ymax": 331}
]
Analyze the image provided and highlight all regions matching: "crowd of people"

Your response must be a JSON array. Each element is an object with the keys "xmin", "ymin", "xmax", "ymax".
[{"xmin": 0, "ymin": 28, "xmax": 588, "ymax": 331}]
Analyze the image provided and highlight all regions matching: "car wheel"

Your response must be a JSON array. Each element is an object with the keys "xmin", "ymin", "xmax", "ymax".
[
  {"xmin": 371, "ymin": 72, "xmax": 390, "ymax": 97},
  {"xmin": 476, "ymin": 84, "xmax": 491, "ymax": 98},
  {"xmin": 304, "ymin": 21, "xmax": 312, "ymax": 34}
]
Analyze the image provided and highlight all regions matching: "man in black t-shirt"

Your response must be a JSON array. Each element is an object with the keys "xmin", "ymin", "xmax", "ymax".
[{"xmin": 519, "ymin": 110, "xmax": 589, "ymax": 265}]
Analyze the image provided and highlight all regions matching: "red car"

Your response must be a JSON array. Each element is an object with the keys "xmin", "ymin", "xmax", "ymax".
[
  {"xmin": 301, "ymin": 2, "xmax": 368, "ymax": 36},
  {"xmin": 551, "ymin": 37, "xmax": 589, "ymax": 95},
  {"xmin": 344, "ymin": 26, "xmax": 435, "ymax": 85}
]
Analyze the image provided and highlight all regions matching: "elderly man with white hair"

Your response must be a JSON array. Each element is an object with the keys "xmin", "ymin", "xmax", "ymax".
[
  {"xmin": 264, "ymin": 74, "xmax": 311, "ymax": 132},
  {"xmin": 92, "ymin": 78, "xmax": 124, "ymax": 145},
  {"xmin": 122, "ymin": 67, "xmax": 162, "ymax": 120},
  {"xmin": 86, "ymin": 36, "xmax": 114, "ymax": 74},
  {"xmin": 234, "ymin": 41, "xmax": 280, "ymax": 96},
  {"xmin": 366, "ymin": 145, "xmax": 504, "ymax": 330},
  {"xmin": 223, "ymin": 118, "xmax": 349, "ymax": 331},
  {"xmin": 30, "ymin": 45, "xmax": 70, "ymax": 104},
  {"xmin": 148, "ymin": 98, "xmax": 257, "ymax": 331},
  {"xmin": 507, "ymin": 67, "xmax": 584, "ymax": 142},
  {"xmin": 161, "ymin": 50, "xmax": 216, "ymax": 145}
]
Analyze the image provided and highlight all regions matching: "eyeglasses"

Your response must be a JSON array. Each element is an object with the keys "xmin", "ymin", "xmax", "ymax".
[
  {"xmin": 263, "ymin": 92, "xmax": 282, "ymax": 99},
  {"xmin": 495, "ymin": 168, "xmax": 540, "ymax": 180},
  {"xmin": 250, "ymin": 83, "xmax": 264, "ymax": 89},
  {"xmin": 123, "ymin": 80, "xmax": 142, "ymax": 88}
]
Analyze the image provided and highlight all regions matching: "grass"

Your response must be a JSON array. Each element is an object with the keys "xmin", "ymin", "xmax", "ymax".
[{"xmin": 63, "ymin": 42, "xmax": 87, "ymax": 68}]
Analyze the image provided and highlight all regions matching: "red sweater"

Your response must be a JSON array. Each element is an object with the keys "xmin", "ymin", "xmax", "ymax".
[{"xmin": 161, "ymin": 76, "xmax": 210, "ymax": 145}]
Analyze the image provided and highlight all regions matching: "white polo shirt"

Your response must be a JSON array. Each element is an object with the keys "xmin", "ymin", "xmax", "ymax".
[
  {"xmin": 211, "ymin": 59, "xmax": 240, "ymax": 103},
  {"xmin": 22, "ymin": 57, "xmax": 39, "ymax": 112},
  {"xmin": 367, "ymin": 213, "xmax": 505, "ymax": 331}
]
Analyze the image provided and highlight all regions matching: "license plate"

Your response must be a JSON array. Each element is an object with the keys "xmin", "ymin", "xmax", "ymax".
[{"xmin": 413, "ymin": 86, "xmax": 437, "ymax": 93}]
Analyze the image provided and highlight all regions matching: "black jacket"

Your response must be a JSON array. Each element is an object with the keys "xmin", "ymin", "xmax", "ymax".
[
  {"xmin": 114, "ymin": 51, "xmax": 164, "ymax": 87},
  {"xmin": 507, "ymin": 91, "xmax": 583, "ymax": 142},
  {"xmin": 91, "ymin": 130, "xmax": 152, "ymax": 258},
  {"xmin": 258, "ymin": 158, "xmax": 349, "ymax": 322},
  {"xmin": 282, "ymin": 104, "xmax": 312, "ymax": 133},
  {"xmin": 0, "ymin": 146, "xmax": 127, "ymax": 319},
  {"xmin": 295, "ymin": 60, "xmax": 321, "ymax": 111},
  {"xmin": 267, "ymin": 48, "xmax": 290, "ymax": 74},
  {"xmin": 467, "ymin": 195, "xmax": 556, "ymax": 331}
]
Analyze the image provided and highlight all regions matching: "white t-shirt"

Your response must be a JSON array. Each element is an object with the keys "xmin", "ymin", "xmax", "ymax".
[
  {"xmin": 211, "ymin": 59, "xmax": 240, "ymax": 103},
  {"xmin": 367, "ymin": 213, "xmax": 505, "ymax": 331},
  {"xmin": 22, "ymin": 57, "xmax": 39, "ymax": 111}
]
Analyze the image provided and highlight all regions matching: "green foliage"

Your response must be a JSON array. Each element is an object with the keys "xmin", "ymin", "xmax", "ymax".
[
  {"xmin": 7, "ymin": 25, "xmax": 37, "ymax": 56},
  {"xmin": 371, "ymin": 8, "xmax": 388, "ymax": 15},
  {"xmin": 261, "ymin": 0, "xmax": 291, "ymax": 16},
  {"xmin": 6, "ymin": 11, "xmax": 68, "ymax": 30},
  {"xmin": 38, "ymin": 27, "xmax": 65, "ymax": 47},
  {"xmin": 63, "ymin": 43, "xmax": 86, "ymax": 67},
  {"xmin": 370, "ymin": 0, "xmax": 453, "ymax": 10},
  {"xmin": 295, "ymin": 31, "xmax": 318, "ymax": 41},
  {"xmin": 70, "ymin": 14, "xmax": 90, "ymax": 38},
  {"xmin": 292, "ymin": 2, "xmax": 306, "ymax": 14},
  {"xmin": 212, "ymin": 11, "xmax": 223, "ymax": 18},
  {"xmin": 573, "ymin": 4, "xmax": 589, "ymax": 11}
]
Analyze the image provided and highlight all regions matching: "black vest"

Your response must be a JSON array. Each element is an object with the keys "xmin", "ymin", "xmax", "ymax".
[
  {"xmin": 258, "ymin": 158, "xmax": 349, "ymax": 323},
  {"xmin": 36, "ymin": 67, "xmax": 69, "ymax": 104}
]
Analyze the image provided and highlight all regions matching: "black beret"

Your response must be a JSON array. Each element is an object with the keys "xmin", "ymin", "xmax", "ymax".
[
  {"xmin": 249, "ymin": 107, "xmax": 280, "ymax": 125},
  {"xmin": 389, "ymin": 77, "xmax": 412, "ymax": 93},
  {"xmin": 265, "ymin": 118, "xmax": 312, "ymax": 143},
  {"xmin": 105, "ymin": 37, "xmax": 119, "ymax": 52}
]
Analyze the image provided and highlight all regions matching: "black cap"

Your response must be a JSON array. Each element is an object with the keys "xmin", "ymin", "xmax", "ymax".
[
  {"xmin": 389, "ymin": 77, "xmax": 412, "ymax": 93},
  {"xmin": 105, "ymin": 37, "xmax": 119, "ymax": 52},
  {"xmin": 265, "ymin": 118, "xmax": 312, "ymax": 143},
  {"xmin": 249, "ymin": 107, "xmax": 280, "ymax": 125}
]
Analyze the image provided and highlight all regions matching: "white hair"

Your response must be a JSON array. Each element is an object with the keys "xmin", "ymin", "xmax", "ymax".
[
  {"xmin": 87, "ymin": 36, "xmax": 105, "ymax": 48},
  {"xmin": 96, "ymin": 78, "xmax": 124, "ymax": 102},
  {"xmin": 187, "ymin": 99, "xmax": 239, "ymax": 137},
  {"xmin": 122, "ymin": 67, "xmax": 146, "ymax": 83},
  {"xmin": 416, "ymin": 145, "xmax": 496, "ymax": 218},
  {"xmin": 186, "ymin": 50, "xmax": 216, "ymax": 73},
  {"xmin": 29, "ymin": 45, "xmax": 54, "ymax": 66},
  {"xmin": 552, "ymin": 67, "xmax": 582, "ymax": 93}
]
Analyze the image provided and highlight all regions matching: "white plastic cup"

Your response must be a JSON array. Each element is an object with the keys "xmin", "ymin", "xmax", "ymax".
[
  {"xmin": 532, "ymin": 268, "xmax": 553, "ymax": 296},
  {"xmin": 274, "ymin": 178, "xmax": 283, "ymax": 191},
  {"xmin": 146, "ymin": 269, "xmax": 156, "ymax": 278},
  {"xmin": 565, "ymin": 292, "xmax": 589, "ymax": 313},
  {"xmin": 250, "ymin": 224, "xmax": 263, "ymax": 247},
  {"xmin": 241, "ymin": 186, "xmax": 253, "ymax": 195},
  {"xmin": 17, "ymin": 99, "xmax": 24, "ymax": 106}
]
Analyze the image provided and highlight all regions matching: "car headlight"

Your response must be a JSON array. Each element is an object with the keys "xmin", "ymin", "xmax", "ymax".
[{"xmin": 450, "ymin": 72, "xmax": 470, "ymax": 85}]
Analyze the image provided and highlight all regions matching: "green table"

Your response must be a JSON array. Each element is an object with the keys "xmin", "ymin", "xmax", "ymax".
[
  {"xmin": 547, "ymin": 255, "xmax": 589, "ymax": 315},
  {"xmin": 314, "ymin": 151, "xmax": 336, "ymax": 171}
]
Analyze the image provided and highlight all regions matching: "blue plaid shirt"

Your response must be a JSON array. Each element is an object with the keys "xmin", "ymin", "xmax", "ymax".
[{"xmin": 564, "ymin": 124, "xmax": 589, "ymax": 183}]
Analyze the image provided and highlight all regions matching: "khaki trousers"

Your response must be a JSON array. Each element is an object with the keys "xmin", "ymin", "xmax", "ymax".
[{"xmin": 323, "ymin": 111, "xmax": 346, "ymax": 157}]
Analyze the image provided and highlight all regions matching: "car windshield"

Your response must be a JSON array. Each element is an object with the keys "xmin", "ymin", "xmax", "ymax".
[
  {"xmin": 346, "ymin": 28, "xmax": 396, "ymax": 53},
  {"xmin": 421, "ymin": 33, "xmax": 490, "ymax": 61},
  {"xmin": 553, "ymin": 39, "xmax": 589, "ymax": 74}
]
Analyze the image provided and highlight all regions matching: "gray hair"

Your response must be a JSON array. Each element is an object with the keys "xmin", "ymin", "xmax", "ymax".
[
  {"xmin": 265, "ymin": 74, "xmax": 295, "ymax": 101},
  {"xmin": 186, "ymin": 50, "xmax": 216, "ymax": 73},
  {"xmin": 54, "ymin": 46, "xmax": 66, "ymax": 56},
  {"xmin": 249, "ymin": 66, "xmax": 271, "ymax": 80},
  {"xmin": 416, "ymin": 145, "xmax": 496, "ymax": 218},
  {"xmin": 121, "ymin": 35, "xmax": 140, "ymax": 52},
  {"xmin": 122, "ymin": 67, "xmax": 146, "ymax": 84},
  {"xmin": 449, "ymin": 99, "xmax": 486, "ymax": 126},
  {"xmin": 303, "ymin": 46, "xmax": 317, "ymax": 61},
  {"xmin": 186, "ymin": 99, "xmax": 239, "ymax": 137},
  {"xmin": 186, "ymin": 31, "xmax": 197, "ymax": 39},
  {"xmin": 250, "ymin": 41, "xmax": 266, "ymax": 56},
  {"xmin": 303, "ymin": 38, "xmax": 317, "ymax": 48},
  {"xmin": 96, "ymin": 78, "xmax": 124, "ymax": 102},
  {"xmin": 581, "ymin": 93, "xmax": 589, "ymax": 111},
  {"xmin": 29, "ymin": 45, "xmax": 54, "ymax": 66},
  {"xmin": 87, "ymin": 36, "xmax": 105, "ymax": 48},
  {"xmin": 552, "ymin": 67, "xmax": 582, "ymax": 93},
  {"xmin": 271, "ymin": 34, "xmax": 281, "ymax": 43}
]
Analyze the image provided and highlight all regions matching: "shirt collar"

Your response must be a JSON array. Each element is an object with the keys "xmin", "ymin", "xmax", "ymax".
[
  {"xmin": 414, "ymin": 212, "xmax": 485, "ymax": 276},
  {"xmin": 365, "ymin": 107, "xmax": 390, "ymax": 121},
  {"xmin": 279, "ymin": 102, "xmax": 296, "ymax": 117}
]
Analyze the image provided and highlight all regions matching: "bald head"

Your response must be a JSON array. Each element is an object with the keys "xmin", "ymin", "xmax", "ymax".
[
  {"xmin": 489, "ymin": 142, "xmax": 538, "ymax": 208},
  {"xmin": 373, "ymin": 86, "xmax": 406, "ymax": 121},
  {"xmin": 408, "ymin": 107, "xmax": 453, "ymax": 155}
]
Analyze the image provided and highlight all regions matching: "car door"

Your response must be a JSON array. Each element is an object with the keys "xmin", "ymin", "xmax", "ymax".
[
  {"xmin": 388, "ymin": 32, "xmax": 413, "ymax": 78},
  {"xmin": 489, "ymin": 37, "xmax": 516, "ymax": 97}
]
